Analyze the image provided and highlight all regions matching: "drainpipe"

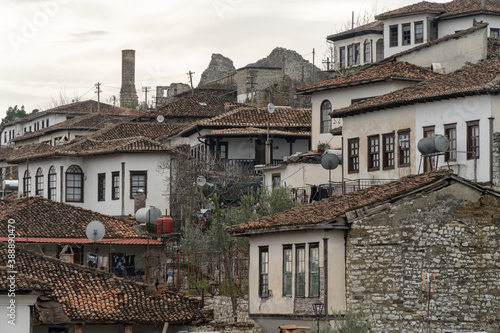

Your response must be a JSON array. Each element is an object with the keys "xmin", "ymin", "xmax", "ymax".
[
  {"xmin": 121, "ymin": 162, "xmax": 125, "ymax": 216},
  {"xmin": 323, "ymin": 238, "xmax": 329, "ymax": 320},
  {"xmin": 489, "ymin": 117, "xmax": 494, "ymax": 186},
  {"xmin": 60, "ymin": 166, "xmax": 64, "ymax": 202}
]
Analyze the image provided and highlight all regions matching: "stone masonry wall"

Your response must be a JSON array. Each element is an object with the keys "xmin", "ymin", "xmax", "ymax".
[
  {"xmin": 190, "ymin": 296, "xmax": 265, "ymax": 333},
  {"xmin": 346, "ymin": 182, "xmax": 500, "ymax": 333}
]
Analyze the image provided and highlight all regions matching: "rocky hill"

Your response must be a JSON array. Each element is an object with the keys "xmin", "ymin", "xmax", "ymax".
[{"xmin": 198, "ymin": 54, "xmax": 236, "ymax": 87}]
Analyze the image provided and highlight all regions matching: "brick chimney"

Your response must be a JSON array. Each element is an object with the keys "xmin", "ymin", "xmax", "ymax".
[{"xmin": 120, "ymin": 49, "xmax": 139, "ymax": 108}]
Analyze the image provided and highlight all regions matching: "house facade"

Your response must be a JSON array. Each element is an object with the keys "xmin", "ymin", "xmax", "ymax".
[
  {"xmin": 229, "ymin": 171, "xmax": 500, "ymax": 332},
  {"xmin": 6, "ymin": 122, "xmax": 182, "ymax": 217},
  {"xmin": 332, "ymin": 57, "xmax": 500, "ymax": 187}
]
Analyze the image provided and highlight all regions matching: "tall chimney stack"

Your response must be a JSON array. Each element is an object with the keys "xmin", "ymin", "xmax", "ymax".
[{"xmin": 120, "ymin": 49, "xmax": 139, "ymax": 108}]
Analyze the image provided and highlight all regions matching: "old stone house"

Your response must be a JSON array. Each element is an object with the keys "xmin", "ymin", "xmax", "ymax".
[{"xmin": 229, "ymin": 170, "xmax": 500, "ymax": 333}]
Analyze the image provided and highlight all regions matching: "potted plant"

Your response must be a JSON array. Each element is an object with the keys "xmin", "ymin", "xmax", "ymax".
[{"xmin": 317, "ymin": 142, "xmax": 329, "ymax": 153}]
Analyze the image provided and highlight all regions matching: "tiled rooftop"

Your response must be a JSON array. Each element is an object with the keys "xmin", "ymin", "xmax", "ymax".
[
  {"xmin": 440, "ymin": 0, "xmax": 500, "ymax": 18},
  {"xmin": 149, "ymin": 92, "xmax": 234, "ymax": 119},
  {"xmin": 12, "ymin": 113, "xmax": 128, "ymax": 142},
  {"xmin": 0, "ymin": 196, "xmax": 140, "ymax": 238},
  {"xmin": 229, "ymin": 171, "xmax": 458, "ymax": 235},
  {"xmin": 375, "ymin": 1, "xmax": 447, "ymax": 19},
  {"xmin": 6, "ymin": 122, "xmax": 180, "ymax": 162},
  {"xmin": 0, "ymin": 244, "xmax": 202, "ymax": 325},
  {"xmin": 331, "ymin": 57, "xmax": 500, "ymax": 117},
  {"xmin": 297, "ymin": 61, "xmax": 441, "ymax": 94},
  {"xmin": 375, "ymin": 0, "xmax": 500, "ymax": 20},
  {"xmin": 4, "ymin": 100, "xmax": 138, "ymax": 126},
  {"xmin": 327, "ymin": 21, "xmax": 383, "ymax": 41}
]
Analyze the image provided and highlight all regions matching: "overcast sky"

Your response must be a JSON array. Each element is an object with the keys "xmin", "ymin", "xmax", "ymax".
[{"xmin": 0, "ymin": 0, "xmax": 447, "ymax": 118}]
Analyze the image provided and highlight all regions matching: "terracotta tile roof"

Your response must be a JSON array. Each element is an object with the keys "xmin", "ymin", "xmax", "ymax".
[
  {"xmin": 327, "ymin": 21, "xmax": 383, "ymax": 42},
  {"xmin": 375, "ymin": 1, "xmax": 447, "ymax": 19},
  {"xmin": 440, "ymin": 0, "xmax": 500, "ymax": 18},
  {"xmin": 204, "ymin": 127, "xmax": 310, "ymax": 138},
  {"xmin": 0, "ymin": 237, "xmax": 163, "ymax": 245},
  {"xmin": 280, "ymin": 151, "xmax": 322, "ymax": 165},
  {"xmin": 381, "ymin": 23, "xmax": 489, "ymax": 63},
  {"xmin": 297, "ymin": 61, "xmax": 441, "ymax": 94},
  {"xmin": 199, "ymin": 106, "xmax": 311, "ymax": 128},
  {"xmin": 331, "ymin": 57, "xmax": 500, "ymax": 117},
  {"xmin": 0, "ymin": 268, "xmax": 53, "ymax": 292},
  {"xmin": 0, "ymin": 196, "xmax": 140, "ymax": 238},
  {"xmin": 229, "ymin": 170, "xmax": 456, "ymax": 235},
  {"xmin": 6, "ymin": 122, "xmax": 180, "ymax": 162},
  {"xmin": 12, "ymin": 113, "xmax": 128, "ymax": 142},
  {"xmin": 152, "ymin": 92, "xmax": 234, "ymax": 119},
  {"xmin": 4, "ymin": 100, "xmax": 139, "ymax": 126},
  {"xmin": 0, "ymin": 244, "xmax": 202, "ymax": 325}
]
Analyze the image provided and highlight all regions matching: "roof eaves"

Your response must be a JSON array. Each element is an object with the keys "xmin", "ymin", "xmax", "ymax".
[{"xmin": 327, "ymin": 29, "xmax": 383, "ymax": 42}]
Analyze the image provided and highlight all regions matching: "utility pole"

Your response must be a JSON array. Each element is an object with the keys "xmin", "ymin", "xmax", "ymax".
[
  {"xmin": 94, "ymin": 82, "xmax": 101, "ymax": 113},
  {"xmin": 142, "ymin": 86, "xmax": 151, "ymax": 111},
  {"xmin": 312, "ymin": 48, "xmax": 315, "ymax": 84},
  {"xmin": 187, "ymin": 71, "xmax": 195, "ymax": 95}
]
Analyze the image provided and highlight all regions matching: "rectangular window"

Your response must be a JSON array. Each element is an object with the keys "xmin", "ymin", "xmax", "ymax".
[
  {"xmin": 272, "ymin": 173, "xmax": 281, "ymax": 189},
  {"xmin": 415, "ymin": 21, "xmax": 424, "ymax": 43},
  {"xmin": 398, "ymin": 130, "xmax": 411, "ymax": 166},
  {"xmin": 402, "ymin": 23, "xmax": 411, "ymax": 45},
  {"xmin": 467, "ymin": 120, "xmax": 479, "ymax": 159},
  {"xmin": 295, "ymin": 245, "xmax": 305, "ymax": 297},
  {"xmin": 218, "ymin": 142, "xmax": 228, "ymax": 159},
  {"xmin": 283, "ymin": 246, "xmax": 292, "ymax": 297},
  {"xmin": 364, "ymin": 41, "xmax": 371, "ymax": 63},
  {"xmin": 130, "ymin": 171, "xmax": 147, "ymax": 198},
  {"xmin": 383, "ymin": 133, "xmax": 395, "ymax": 169},
  {"xmin": 423, "ymin": 126, "xmax": 435, "ymax": 172},
  {"xmin": 97, "ymin": 173, "xmax": 105, "ymax": 201},
  {"xmin": 353, "ymin": 43, "xmax": 360, "ymax": 65},
  {"xmin": 339, "ymin": 47, "xmax": 346, "ymax": 68},
  {"xmin": 259, "ymin": 247, "xmax": 269, "ymax": 297},
  {"xmin": 347, "ymin": 45, "xmax": 353, "ymax": 66},
  {"xmin": 368, "ymin": 135, "xmax": 380, "ymax": 171},
  {"xmin": 348, "ymin": 138, "xmax": 359, "ymax": 173},
  {"xmin": 390, "ymin": 25, "xmax": 399, "ymax": 47},
  {"xmin": 445, "ymin": 124, "xmax": 457, "ymax": 162},
  {"xmin": 112, "ymin": 171, "xmax": 120, "ymax": 200},
  {"xmin": 309, "ymin": 244, "xmax": 319, "ymax": 297},
  {"xmin": 491, "ymin": 28, "xmax": 500, "ymax": 37}
]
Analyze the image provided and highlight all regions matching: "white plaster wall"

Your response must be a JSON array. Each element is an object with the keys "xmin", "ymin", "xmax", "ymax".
[
  {"xmin": 311, "ymin": 81, "xmax": 418, "ymax": 148},
  {"xmin": 382, "ymin": 14, "xmax": 434, "ymax": 58},
  {"xmin": 439, "ymin": 15, "xmax": 500, "ymax": 37},
  {"xmin": 334, "ymin": 33, "xmax": 382, "ymax": 68},
  {"xmin": 248, "ymin": 230, "xmax": 346, "ymax": 316},
  {"xmin": 415, "ymin": 95, "xmax": 492, "ymax": 183},
  {"xmin": 342, "ymin": 105, "xmax": 416, "ymax": 180},
  {"xmin": 17, "ymin": 152, "xmax": 171, "ymax": 217},
  {"xmin": 0, "ymin": 294, "xmax": 38, "ymax": 333},
  {"xmin": 396, "ymin": 25, "xmax": 487, "ymax": 73},
  {"xmin": 262, "ymin": 163, "xmax": 341, "ymax": 190}
]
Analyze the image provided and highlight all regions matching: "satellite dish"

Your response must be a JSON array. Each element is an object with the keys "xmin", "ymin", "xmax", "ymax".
[
  {"xmin": 321, "ymin": 153, "xmax": 339, "ymax": 170},
  {"xmin": 196, "ymin": 176, "xmax": 207, "ymax": 187},
  {"xmin": 267, "ymin": 103, "xmax": 275, "ymax": 114},
  {"xmin": 156, "ymin": 115, "xmax": 165, "ymax": 123},
  {"xmin": 86, "ymin": 220, "xmax": 105, "ymax": 243}
]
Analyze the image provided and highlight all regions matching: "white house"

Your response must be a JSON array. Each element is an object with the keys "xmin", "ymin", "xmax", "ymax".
[
  {"xmin": 331, "ymin": 57, "xmax": 500, "ymax": 187},
  {"xmin": 327, "ymin": 21, "xmax": 384, "ymax": 70},
  {"xmin": 1, "ymin": 100, "xmax": 137, "ymax": 147},
  {"xmin": 6, "ymin": 122, "xmax": 182, "ymax": 217}
]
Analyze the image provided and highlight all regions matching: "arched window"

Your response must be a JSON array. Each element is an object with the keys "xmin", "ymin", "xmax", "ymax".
[
  {"xmin": 36, "ymin": 167, "xmax": 44, "ymax": 196},
  {"xmin": 320, "ymin": 100, "xmax": 332, "ymax": 133},
  {"xmin": 23, "ymin": 169, "xmax": 31, "ymax": 197},
  {"xmin": 66, "ymin": 165, "xmax": 83, "ymax": 202},
  {"xmin": 48, "ymin": 166, "xmax": 57, "ymax": 200}
]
